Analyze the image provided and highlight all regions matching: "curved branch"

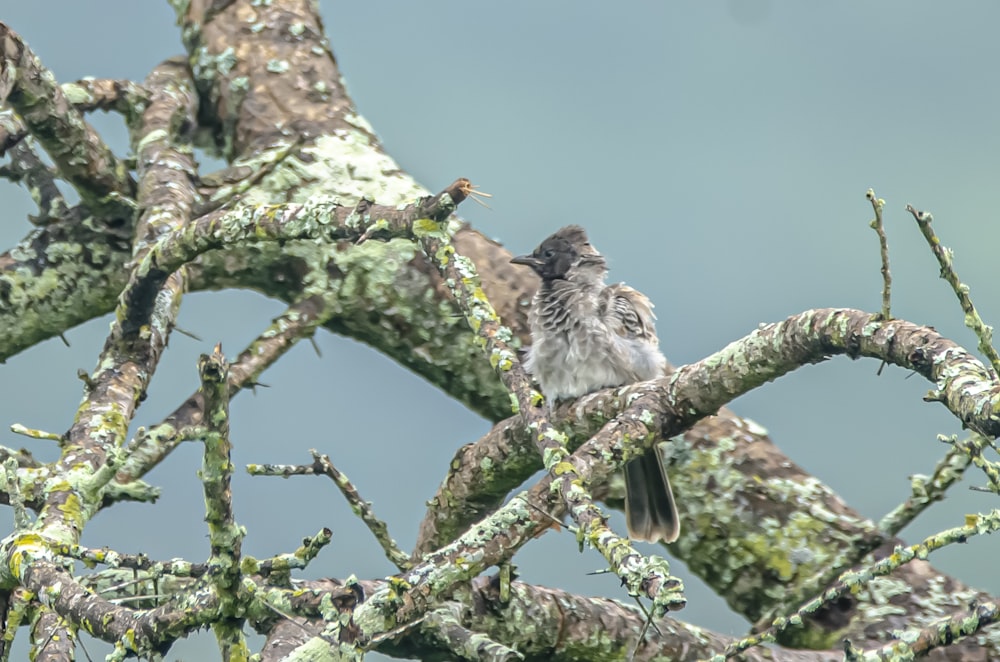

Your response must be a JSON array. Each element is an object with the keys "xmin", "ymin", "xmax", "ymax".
[
  {"xmin": 419, "ymin": 307, "xmax": 1000, "ymax": 649},
  {"xmin": 23, "ymin": 561, "xmax": 199, "ymax": 651}
]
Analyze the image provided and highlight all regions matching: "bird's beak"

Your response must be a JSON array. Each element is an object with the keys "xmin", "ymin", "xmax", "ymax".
[{"xmin": 510, "ymin": 254, "xmax": 543, "ymax": 268}]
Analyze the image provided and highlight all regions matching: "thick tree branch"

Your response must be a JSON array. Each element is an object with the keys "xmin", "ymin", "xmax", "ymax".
[
  {"xmin": 11, "ymin": 529, "xmax": 338, "ymax": 656},
  {"xmin": 22, "ymin": 560, "xmax": 197, "ymax": 651},
  {"xmin": 119, "ymin": 178, "xmax": 468, "ymax": 334},
  {"xmin": 414, "ymin": 418, "xmax": 538, "ymax": 557},
  {"xmin": 422, "ymin": 604, "xmax": 523, "ymax": 662},
  {"xmin": 0, "ymin": 22, "xmax": 135, "ymax": 214},
  {"xmin": 264, "ymin": 577, "xmax": 838, "ymax": 662},
  {"xmin": 130, "ymin": 58, "xmax": 197, "ymax": 256},
  {"xmin": 858, "ymin": 600, "xmax": 1000, "ymax": 660},
  {"xmin": 29, "ymin": 607, "xmax": 75, "ymax": 661},
  {"xmin": 726, "ymin": 512, "xmax": 1000, "ymax": 657},
  {"xmin": 0, "ymin": 213, "xmax": 132, "ymax": 362},
  {"xmin": 0, "ymin": 61, "xmax": 199, "ymax": 616},
  {"xmin": 32, "ymin": 67, "xmax": 197, "ymax": 528}
]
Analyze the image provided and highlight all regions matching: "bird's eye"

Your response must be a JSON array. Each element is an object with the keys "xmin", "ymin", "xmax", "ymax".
[{"xmin": 544, "ymin": 249, "xmax": 555, "ymax": 258}]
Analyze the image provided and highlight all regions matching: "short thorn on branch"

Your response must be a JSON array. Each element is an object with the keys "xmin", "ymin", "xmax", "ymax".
[{"xmin": 458, "ymin": 179, "xmax": 492, "ymax": 208}]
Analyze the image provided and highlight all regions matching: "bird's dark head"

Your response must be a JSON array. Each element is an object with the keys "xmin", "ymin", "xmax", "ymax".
[{"xmin": 510, "ymin": 225, "xmax": 604, "ymax": 281}]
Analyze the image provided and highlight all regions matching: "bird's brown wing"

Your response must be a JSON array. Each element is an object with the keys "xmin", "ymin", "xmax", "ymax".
[
  {"xmin": 601, "ymin": 283, "xmax": 660, "ymax": 346},
  {"xmin": 604, "ymin": 284, "xmax": 678, "ymax": 542}
]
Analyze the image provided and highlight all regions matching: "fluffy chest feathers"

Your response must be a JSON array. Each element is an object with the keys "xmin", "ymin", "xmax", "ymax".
[{"xmin": 525, "ymin": 279, "xmax": 666, "ymax": 401}]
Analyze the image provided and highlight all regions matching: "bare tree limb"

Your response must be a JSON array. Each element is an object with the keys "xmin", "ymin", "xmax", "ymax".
[
  {"xmin": 29, "ymin": 607, "xmax": 76, "ymax": 662},
  {"xmin": 117, "ymin": 292, "xmax": 336, "ymax": 482},
  {"xmin": 0, "ymin": 136, "xmax": 68, "ymax": 224},
  {"xmin": 249, "ymin": 451, "xmax": 412, "ymax": 572},
  {"xmin": 197, "ymin": 345, "xmax": 249, "ymax": 659},
  {"xmin": 0, "ymin": 22, "xmax": 135, "ymax": 215}
]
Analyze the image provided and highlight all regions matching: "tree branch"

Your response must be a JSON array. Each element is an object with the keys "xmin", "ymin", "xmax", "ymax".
[
  {"xmin": 117, "ymin": 292, "xmax": 336, "ymax": 483},
  {"xmin": 0, "ymin": 22, "xmax": 135, "ymax": 214},
  {"xmin": 421, "ymin": 306, "xmax": 1000, "ymax": 649},
  {"xmin": 29, "ymin": 607, "xmax": 75, "ymax": 662},
  {"xmin": 248, "ymin": 451, "xmax": 411, "ymax": 572},
  {"xmin": 0, "ymin": 136, "xmax": 68, "ymax": 224},
  {"xmin": 197, "ymin": 345, "xmax": 249, "ymax": 659}
]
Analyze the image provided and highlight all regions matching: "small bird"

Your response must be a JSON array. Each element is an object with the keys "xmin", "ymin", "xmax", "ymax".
[{"xmin": 511, "ymin": 225, "xmax": 679, "ymax": 544}]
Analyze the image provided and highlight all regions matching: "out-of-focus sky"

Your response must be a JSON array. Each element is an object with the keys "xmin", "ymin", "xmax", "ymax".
[{"xmin": 2, "ymin": 2, "xmax": 999, "ymax": 658}]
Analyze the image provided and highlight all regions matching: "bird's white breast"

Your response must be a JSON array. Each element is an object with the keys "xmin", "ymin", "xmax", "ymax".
[{"xmin": 525, "ymin": 283, "xmax": 664, "ymax": 401}]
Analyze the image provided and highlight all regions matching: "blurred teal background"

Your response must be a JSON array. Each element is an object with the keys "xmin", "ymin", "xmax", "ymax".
[{"xmin": 2, "ymin": 2, "xmax": 999, "ymax": 658}]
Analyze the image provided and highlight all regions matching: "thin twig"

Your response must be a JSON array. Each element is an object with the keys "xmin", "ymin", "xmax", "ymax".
[
  {"xmin": 950, "ymin": 434, "xmax": 1000, "ymax": 493},
  {"xmin": 55, "ymin": 543, "xmax": 207, "ymax": 577},
  {"xmin": 867, "ymin": 189, "xmax": 891, "ymax": 320},
  {"xmin": 249, "ymin": 451, "xmax": 411, "ymax": 571},
  {"xmin": 253, "ymin": 527, "xmax": 333, "ymax": 579},
  {"xmin": 907, "ymin": 204, "xmax": 1000, "ymax": 377},
  {"xmin": 9, "ymin": 424, "xmax": 61, "ymax": 442},
  {"xmin": 878, "ymin": 438, "xmax": 971, "ymax": 536},
  {"xmin": 310, "ymin": 450, "xmax": 411, "ymax": 571}
]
